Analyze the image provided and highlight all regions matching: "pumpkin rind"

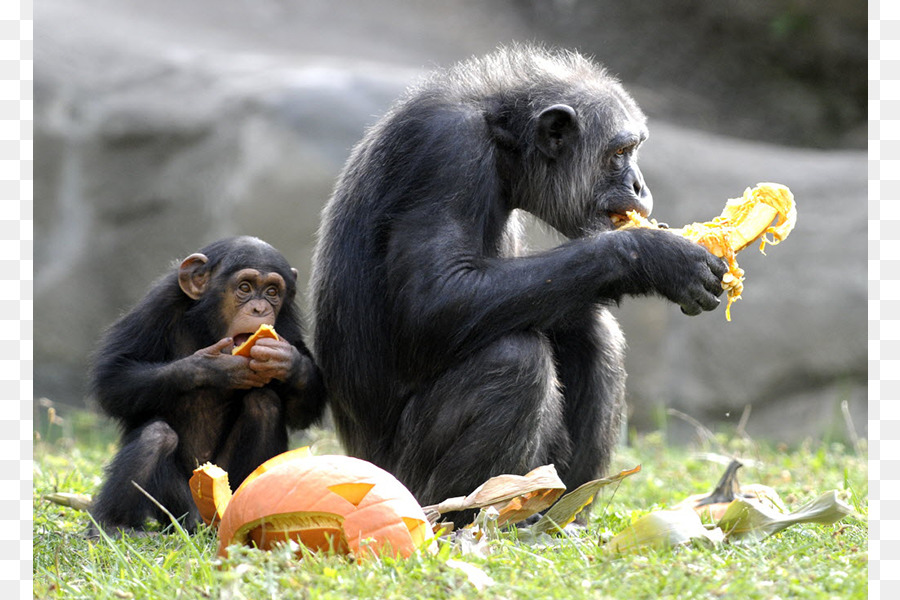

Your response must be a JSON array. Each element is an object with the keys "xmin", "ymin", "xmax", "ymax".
[{"xmin": 232, "ymin": 445, "xmax": 312, "ymax": 496}]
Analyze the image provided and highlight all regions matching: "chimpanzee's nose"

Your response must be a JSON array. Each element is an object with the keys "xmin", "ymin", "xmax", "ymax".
[
  {"xmin": 626, "ymin": 167, "xmax": 652, "ymax": 216},
  {"xmin": 250, "ymin": 300, "xmax": 267, "ymax": 315}
]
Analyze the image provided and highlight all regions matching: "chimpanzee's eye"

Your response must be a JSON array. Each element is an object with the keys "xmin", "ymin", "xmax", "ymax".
[
  {"xmin": 238, "ymin": 282, "xmax": 252, "ymax": 294},
  {"xmin": 265, "ymin": 286, "xmax": 279, "ymax": 298}
]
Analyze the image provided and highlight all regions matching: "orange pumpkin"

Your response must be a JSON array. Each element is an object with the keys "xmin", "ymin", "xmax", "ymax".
[
  {"xmin": 216, "ymin": 453, "xmax": 436, "ymax": 561},
  {"xmin": 232, "ymin": 446, "xmax": 313, "ymax": 496},
  {"xmin": 232, "ymin": 323, "xmax": 279, "ymax": 357}
]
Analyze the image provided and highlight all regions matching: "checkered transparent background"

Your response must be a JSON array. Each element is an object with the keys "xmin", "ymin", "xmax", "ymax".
[
  {"xmin": 872, "ymin": 2, "xmax": 898, "ymax": 598},
  {"xmin": 1, "ymin": 0, "xmax": 30, "ymax": 598}
]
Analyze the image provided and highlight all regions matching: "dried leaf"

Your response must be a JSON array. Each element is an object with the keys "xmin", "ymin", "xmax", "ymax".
[
  {"xmin": 672, "ymin": 460, "xmax": 785, "ymax": 521},
  {"xmin": 677, "ymin": 484, "xmax": 784, "ymax": 522},
  {"xmin": 424, "ymin": 464, "xmax": 565, "ymax": 526},
  {"xmin": 717, "ymin": 489, "xmax": 854, "ymax": 544},
  {"xmin": 606, "ymin": 508, "xmax": 724, "ymax": 553},
  {"xmin": 493, "ymin": 487, "xmax": 564, "ymax": 527},
  {"xmin": 532, "ymin": 465, "xmax": 642, "ymax": 534}
]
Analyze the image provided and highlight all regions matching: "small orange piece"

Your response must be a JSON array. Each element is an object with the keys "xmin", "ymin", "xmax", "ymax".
[
  {"xmin": 189, "ymin": 463, "xmax": 232, "ymax": 526},
  {"xmin": 232, "ymin": 324, "xmax": 279, "ymax": 357}
]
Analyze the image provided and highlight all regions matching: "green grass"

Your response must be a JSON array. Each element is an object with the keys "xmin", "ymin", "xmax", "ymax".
[{"xmin": 34, "ymin": 405, "xmax": 868, "ymax": 599}]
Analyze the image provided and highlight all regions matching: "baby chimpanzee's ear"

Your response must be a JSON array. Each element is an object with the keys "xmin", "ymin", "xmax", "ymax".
[{"xmin": 178, "ymin": 253, "xmax": 211, "ymax": 300}]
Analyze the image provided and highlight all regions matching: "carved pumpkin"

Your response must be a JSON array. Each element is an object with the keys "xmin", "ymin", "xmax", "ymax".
[{"xmin": 213, "ymin": 453, "xmax": 436, "ymax": 561}]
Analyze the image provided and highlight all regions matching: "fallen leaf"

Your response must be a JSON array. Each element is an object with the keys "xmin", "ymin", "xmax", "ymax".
[
  {"xmin": 717, "ymin": 489, "xmax": 855, "ymax": 544},
  {"xmin": 606, "ymin": 508, "xmax": 724, "ymax": 553},
  {"xmin": 532, "ymin": 465, "xmax": 642, "ymax": 534},
  {"xmin": 424, "ymin": 464, "xmax": 565, "ymax": 527},
  {"xmin": 673, "ymin": 460, "xmax": 784, "ymax": 521}
]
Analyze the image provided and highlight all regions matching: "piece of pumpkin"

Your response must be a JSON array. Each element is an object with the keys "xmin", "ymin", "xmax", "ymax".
[
  {"xmin": 622, "ymin": 182, "xmax": 797, "ymax": 321},
  {"xmin": 189, "ymin": 463, "xmax": 232, "ymax": 526},
  {"xmin": 216, "ymin": 453, "xmax": 436, "ymax": 562},
  {"xmin": 232, "ymin": 323, "xmax": 279, "ymax": 357}
]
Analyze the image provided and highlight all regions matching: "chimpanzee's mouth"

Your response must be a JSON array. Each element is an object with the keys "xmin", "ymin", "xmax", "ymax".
[
  {"xmin": 232, "ymin": 333, "xmax": 252, "ymax": 348},
  {"xmin": 609, "ymin": 213, "xmax": 630, "ymax": 229}
]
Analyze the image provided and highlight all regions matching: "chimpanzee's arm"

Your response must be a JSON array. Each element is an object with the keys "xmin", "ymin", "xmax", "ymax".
[
  {"xmin": 387, "ymin": 216, "xmax": 725, "ymax": 366},
  {"xmin": 92, "ymin": 337, "xmax": 267, "ymax": 426}
]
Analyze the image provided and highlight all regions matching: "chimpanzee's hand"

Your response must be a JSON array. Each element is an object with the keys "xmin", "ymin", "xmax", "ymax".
[
  {"xmin": 620, "ymin": 228, "xmax": 728, "ymax": 315},
  {"xmin": 247, "ymin": 338, "xmax": 307, "ymax": 385},
  {"xmin": 191, "ymin": 338, "xmax": 270, "ymax": 390}
]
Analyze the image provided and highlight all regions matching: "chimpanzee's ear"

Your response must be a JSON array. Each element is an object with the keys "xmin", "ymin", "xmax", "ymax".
[
  {"xmin": 178, "ymin": 253, "xmax": 210, "ymax": 300},
  {"xmin": 290, "ymin": 268, "xmax": 299, "ymax": 282},
  {"xmin": 536, "ymin": 104, "xmax": 579, "ymax": 160}
]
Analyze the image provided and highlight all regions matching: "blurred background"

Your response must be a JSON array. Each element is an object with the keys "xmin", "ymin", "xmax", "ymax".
[{"xmin": 35, "ymin": 0, "xmax": 866, "ymax": 444}]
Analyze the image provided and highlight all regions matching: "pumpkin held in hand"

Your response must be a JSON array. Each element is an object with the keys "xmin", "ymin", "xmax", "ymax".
[
  {"xmin": 231, "ymin": 323, "xmax": 279, "ymax": 357},
  {"xmin": 192, "ymin": 451, "xmax": 436, "ymax": 561},
  {"xmin": 620, "ymin": 182, "xmax": 797, "ymax": 321}
]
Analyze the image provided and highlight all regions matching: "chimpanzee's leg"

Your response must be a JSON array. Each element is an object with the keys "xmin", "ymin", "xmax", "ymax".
[
  {"xmin": 546, "ymin": 306, "xmax": 626, "ymax": 490},
  {"xmin": 214, "ymin": 388, "xmax": 289, "ymax": 488},
  {"xmin": 90, "ymin": 419, "xmax": 198, "ymax": 534},
  {"xmin": 391, "ymin": 332, "xmax": 567, "ymax": 524}
]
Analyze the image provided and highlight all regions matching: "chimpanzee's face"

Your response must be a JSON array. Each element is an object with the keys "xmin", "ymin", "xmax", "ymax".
[
  {"xmin": 595, "ymin": 117, "xmax": 652, "ymax": 232},
  {"xmin": 221, "ymin": 268, "xmax": 289, "ymax": 347},
  {"xmin": 518, "ymin": 87, "xmax": 653, "ymax": 239}
]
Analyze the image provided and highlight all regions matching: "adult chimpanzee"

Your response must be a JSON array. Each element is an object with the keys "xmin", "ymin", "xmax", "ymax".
[
  {"xmin": 89, "ymin": 236, "xmax": 325, "ymax": 535},
  {"xmin": 310, "ymin": 45, "xmax": 726, "ymax": 525}
]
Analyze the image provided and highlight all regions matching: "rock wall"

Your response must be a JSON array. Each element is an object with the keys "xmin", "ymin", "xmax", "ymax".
[{"xmin": 35, "ymin": 0, "xmax": 866, "ymax": 443}]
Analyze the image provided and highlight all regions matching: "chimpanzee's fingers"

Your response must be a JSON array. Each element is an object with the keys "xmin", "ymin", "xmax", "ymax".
[
  {"xmin": 694, "ymin": 253, "xmax": 726, "ymax": 297},
  {"xmin": 708, "ymin": 255, "xmax": 728, "ymax": 280},
  {"xmin": 681, "ymin": 280, "xmax": 721, "ymax": 315},
  {"xmin": 680, "ymin": 302, "xmax": 703, "ymax": 316},
  {"xmin": 703, "ymin": 270, "xmax": 726, "ymax": 297},
  {"xmin": 233, "ymin": 372, "xmax": 269, "ymax": 389},
  {"xmin": 212, "ymin": 337, "xmax": 235, "ymax": 354}
]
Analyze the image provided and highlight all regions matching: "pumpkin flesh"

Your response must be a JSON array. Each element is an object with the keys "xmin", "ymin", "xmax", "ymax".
[
  {"xmin": 622, "ymin": 182, "xmax": 797, "ymax": 321},
  {"xmin": 244, "ymin": 512, "xmax": 350, "ymax": 554}
]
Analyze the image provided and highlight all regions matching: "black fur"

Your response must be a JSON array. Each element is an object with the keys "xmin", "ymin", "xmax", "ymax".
[
  {"xmin": 310, "ymin": 46, "xmax": 725, "ymax": 525},
  {"xmin": 90, "ymin": 236, "xmax": 325, "ymax": 534}
]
